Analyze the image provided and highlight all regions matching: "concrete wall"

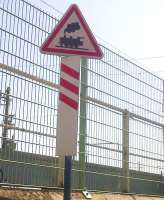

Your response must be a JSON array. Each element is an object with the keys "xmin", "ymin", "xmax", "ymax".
[
  {"xmin": 0, "ymin": 150, "xmax": 163, "ymax": 196},
  {"xmin": 83, "ymin": 163, "xmax": 164, "ymax": 196}
]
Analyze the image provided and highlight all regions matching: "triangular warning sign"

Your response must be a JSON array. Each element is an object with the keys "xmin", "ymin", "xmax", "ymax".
[{"xmin": 40, "ymin": 4, "xmax": 103, "ymax": 59}]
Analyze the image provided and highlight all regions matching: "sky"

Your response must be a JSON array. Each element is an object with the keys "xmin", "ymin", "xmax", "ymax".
[{"xmin": 31, "ymin": 0, "xmax": 164, "ymax": 78}]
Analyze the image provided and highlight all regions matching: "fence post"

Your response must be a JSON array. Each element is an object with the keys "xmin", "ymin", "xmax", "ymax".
[
  {"xmin": 79, "ymin": 58, "xmax": 87, "ymax": 189},
  {"xmin": 121, "ymin": 109, "xmax": 130, "ymax": 193}
]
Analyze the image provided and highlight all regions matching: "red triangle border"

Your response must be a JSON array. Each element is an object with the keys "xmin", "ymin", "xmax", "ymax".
[{"xmin": 40, "ymin": 4, "xmax": 103, "ymax": 59}]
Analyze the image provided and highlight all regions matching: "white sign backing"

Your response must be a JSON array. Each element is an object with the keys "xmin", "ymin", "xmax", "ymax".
[{"xmin": 56, "ymin": 56, "xmax": 81, "ymax": 156}]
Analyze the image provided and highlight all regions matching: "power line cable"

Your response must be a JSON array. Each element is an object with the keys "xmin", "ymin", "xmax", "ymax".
[
  {"xmin": 136, "ymin": 56, "xmax": 164, "ymax": 60},
  {"xmin": 32, "ymin": 0, "xmax": 63, "ymax": 15}
]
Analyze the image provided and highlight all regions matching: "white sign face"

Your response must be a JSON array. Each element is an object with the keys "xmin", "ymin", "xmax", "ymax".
[
  {"xmin": 56, "ymin": 56, "xmax": 81, "ymax": 156},
  {"xmin": 40, "ymin": 4, "xmax": 103, "ymax": 58}
]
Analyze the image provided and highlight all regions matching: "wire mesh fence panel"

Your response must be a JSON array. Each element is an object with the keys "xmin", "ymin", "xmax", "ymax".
[
  {"xmin": 0, "ymin": 0, "xmax": 164, "ymax": 195},
  {"xmin": 81, "ymin": 46, "xmax": 164, "ymax": 193},
  {"xmin": 0, "ymin": 0, "xmax": 60, "ymax": 187}
]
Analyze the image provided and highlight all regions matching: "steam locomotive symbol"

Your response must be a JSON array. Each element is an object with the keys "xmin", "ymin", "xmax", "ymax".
[{"xmin": 57, "ymin": 22, "xmax": 88, "ymax": 50}]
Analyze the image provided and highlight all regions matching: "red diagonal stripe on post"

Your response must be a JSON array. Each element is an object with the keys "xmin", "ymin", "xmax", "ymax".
[
  {"xmin": 59, "ymin": 93, "xmax": 78, "ymax": 110},
  {"xmin": 60, "ymin": 78, "xmax": 79, "ymax": 95},
  {"xmin": 61, "ymin": 63, "xmax": 80, "ymax": 80}
]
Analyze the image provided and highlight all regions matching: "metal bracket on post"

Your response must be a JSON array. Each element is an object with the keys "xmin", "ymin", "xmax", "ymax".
[
  {"xmin": 82, "ymin": 190, "xmax": 92, "ymax": 199},
  {"xmin": 79, "ymin": 58, "xmax": 87, "ymax": 189},
  {"xmin": 121, "ymin": 109, "xmax": 130, "ymax": 193}
]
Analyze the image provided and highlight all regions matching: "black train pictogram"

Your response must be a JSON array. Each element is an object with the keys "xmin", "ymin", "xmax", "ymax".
[{"xmin": 59, "ymin": 22, "xmax": 85, "ymax": 49}]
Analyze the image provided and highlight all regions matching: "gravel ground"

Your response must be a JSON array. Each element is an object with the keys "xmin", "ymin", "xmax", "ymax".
[{"xmin": 0, "ymin": 188, "xmax": 163, "ymax": 200}]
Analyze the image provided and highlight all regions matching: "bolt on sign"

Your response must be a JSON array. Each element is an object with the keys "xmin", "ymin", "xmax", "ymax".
[{"xmin": 40, "ymin": 4, "xmax": 103, "ymax": 156}]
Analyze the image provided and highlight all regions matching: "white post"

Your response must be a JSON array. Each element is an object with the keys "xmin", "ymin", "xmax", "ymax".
[{"xmin": 56, "ymin": 56, "xmax": 81, "ymax": 156}]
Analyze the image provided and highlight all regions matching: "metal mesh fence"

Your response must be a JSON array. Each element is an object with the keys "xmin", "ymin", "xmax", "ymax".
[
  {"xmin": 0, "ymin": 0, "xmax": 60, "ymax": 187},
  {"xmin": 87, "ymin": 46, "xmax": 163, "ymax": 172},
  {"xmin": 0, "ymin": 0, "xmax": 164, "ymax": 195}
]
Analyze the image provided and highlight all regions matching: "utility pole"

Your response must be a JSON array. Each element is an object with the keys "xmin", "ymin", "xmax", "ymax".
[
  {"xmin": 2, "ymin": 87, "xmax": 10, "ymax": 149},
  {"xmin": 1, "ymin": 87, "xmax": 15, "ymax": 150}
]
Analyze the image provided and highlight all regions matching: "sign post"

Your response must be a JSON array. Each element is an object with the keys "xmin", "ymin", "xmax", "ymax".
[
  {"xmin": 58, "ymin": 56, "xmax": 80, "ymax": 200},
  {"xmin": 40, "ymin": 4, "xmax": 103, "ymax": 200}
]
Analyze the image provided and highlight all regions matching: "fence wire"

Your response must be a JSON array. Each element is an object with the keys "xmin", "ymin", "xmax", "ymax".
[{"xmin": 0, "ymin": 0, "xmax": 164, "ymax": 196}]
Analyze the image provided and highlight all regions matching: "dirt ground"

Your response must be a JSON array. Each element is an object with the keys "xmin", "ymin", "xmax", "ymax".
[{"xmin": 0, "ymin": 188, "xmax": 163, "ymax": 200}]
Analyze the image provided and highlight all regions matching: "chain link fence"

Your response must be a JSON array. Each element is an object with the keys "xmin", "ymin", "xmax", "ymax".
[{"xmin": 0, "ymin": 0, "xmax": 164, "ymax": 196}]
